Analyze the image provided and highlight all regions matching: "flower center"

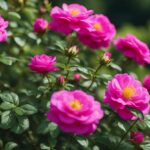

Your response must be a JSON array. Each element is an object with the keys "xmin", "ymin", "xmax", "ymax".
[
  {"xmin": 93, "ymin": 22, "xmax": 102, "ymax": 31},
  {"xmin": 70, "ymin": 9, "xmax": 80, "ymax": 16},
  {"xmin": 123, "ymin": 86, "xmax": 135, "ymax": 100},
  {"xmin": 69, "ymin": 99, "xmax": 82, "ymax": 110}
]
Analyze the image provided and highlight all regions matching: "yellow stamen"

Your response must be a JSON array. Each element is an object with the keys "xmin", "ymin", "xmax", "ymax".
[
  {"xmin": 123, "ymin": 86, "xmax": 135, "ymax": 100},
  {"xmin": 93, "ymin": 22, "xmax": 102, "ymax": 31},
  {"xmin": 70, "ymin": 9, "xmax": 80, "ymax": 16},
  {"xmin": 69, "ymin": 99, "xmax": 82, "ymax": 110}
]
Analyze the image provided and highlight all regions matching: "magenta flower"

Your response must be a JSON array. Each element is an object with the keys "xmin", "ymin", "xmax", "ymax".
[
  {"xmin": 28, "ymin": 54, "xmax": 59, "ymax": 74},
  {"xmin": 58, "ymin": 75, "xmax": 65, "ymax": 85},
  {"xmin": 77, "ymin": 14, "xmax": 116, "ymax": 49},
  {"xmin": 74, "ymin": 73, "xmax": 80, "ymax": 81},
  {"xmin": 104, "ymin": 73, "xmax": 150, "ymax": 120},
  {"xmin": 49, "ymin": 3, "xmax": 93, "ymax": 35},
  {"xmin": 0, "ymin": 16, "xmax": 8, "ymax": 30},
  {"xmin": 143, "ymin": 75, "xmax": 150, "ymax": 92},
  {"xmin": 33, "ymin": 18, "xmax": 48, "ymax": 33},
  {"xmin": 114, "ymin": 34, "xmax": 150, "ymax": 65},
  {"xmin": 0, "ymin": 29, "xmax": 8, "ymax": 42},
  {"xmin": 130, "ymin": 131, "xmax": 144, "ymax": 144},
  {"xmin": 47, "ymin": 90, "xmax": 104, "ymax": 136},
  {"xmin": 0, "ymin": 16, "xmax": 8, "ymax": 42}
]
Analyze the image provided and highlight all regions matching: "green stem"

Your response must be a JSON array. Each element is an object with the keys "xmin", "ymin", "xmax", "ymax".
[
  {"xmin": 65, "ymin": 56, "xmax": 71, "ymax": 81},
  {"xmin": 116, "ymin": 119, "xmax": 138, "ymax": 149},
  {"xmin": 87, "ymin": 63, "xmax": 103, "ymax": 90},
  {"xmin": 45, "ymin": 74, "xmax": 51, "ymax": 87}
]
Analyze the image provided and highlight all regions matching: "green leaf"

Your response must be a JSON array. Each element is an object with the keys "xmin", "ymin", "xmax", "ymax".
[
  {"xmin": 144, "ymin": 115, "xmax": 150, "ymax": 128},
  {"xmin": 0, "ymin": 1, "xmax": 8, "ymax": 10},
  {"xmin": 0, "ymin": 92, "xmax": 19, "ymax": 106},
  {"xmin": 0, "ymin": 55, "xmax": 17, "ymax": 66},
  {"xmin": 11, "ymin": 116, "xmax": 29, "ymax": 134},
  {"xmin": 40, "ymin": 143, "xmax": 51, "ymax": 150},
  {"xmin": 8, "ymin": 12, "xmax": 21, "ymax": 20},
  {"xmin": 77, "ymin": 67, "xmax": 89, "ymax": 74},
  {"xmin": 4, "ymin": 142, "xmax": 18, "ymax": 150},
  {"xmin": 14, "ymin": 107, "xmax": 25, "ymax": 116},
  {"xmin": 109, "ymin": 63, "xmax": 122, "ymax": 72},
  {"xmin": 0, "ymin": 102, "xmax": 15, "ymax": 110},
  {"xmin": 14, "ymin": 37, "xmax": 25, "ymax": 47},
  {"xmin": 20, "ymin": 104, "xmax": 37, "ymax": 115},
  {"xmin": 100, "ymin": 74, "xmax": 112, "ymax": 80},
  {"xmin": 37, "ymin": 121, "xmax": 57, "ymax": 135},
  {"xmin": 76, "ymin": 136, "xmax": 89, "ymax": 148},
  {"xmin": 0, "ymin": 111, "xmax": 15, "ymax": 129}
]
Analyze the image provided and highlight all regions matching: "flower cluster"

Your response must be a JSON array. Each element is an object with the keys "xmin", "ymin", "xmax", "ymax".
[
  {"xmin": 49, "ymin": 3, "xmax": 116, "ymax": 49},
  {"xmin": 0, "ymin": 16, "xmax": 9, "ymax": 42},
  {"xmin": 28, "ymin": 3, "xmax": 150, "ymax": 137}
]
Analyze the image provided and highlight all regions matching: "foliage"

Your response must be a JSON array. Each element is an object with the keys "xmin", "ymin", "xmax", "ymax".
[{"xmin": 0, "ymin": 0, "xmax": 150, "ymax": 150}]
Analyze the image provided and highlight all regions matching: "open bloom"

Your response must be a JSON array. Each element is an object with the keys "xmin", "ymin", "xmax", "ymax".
[
  {"xmin": 143, "ymin": 75, "xmax": 150, "ymax": 92},
  {"xmin": 0, "ymin": 16, "xmax": 8, "ymax": 42},
  {"xmin": 47, "ymin": 90, "xmax": 104, "ymax": 135},
  {"xmin": 104, "ymin": 73, "xmax": 150, "ymax": 120},
  {"xmin": 33, "ymin": 18, "xmax": 48, "ymax": 33},
  {"xmin": 28, "ymin": 54, "xmax": 59, "ymax": 74},
  {"xmin": 130, "ymin": 131, "xmax": 144, "ymax": 144},
  {"xmin": 114, "ymin": 34, "xmax": 150, "ymax": 65},
  {"xmin": 77, "ymin": 14, "xmax": 116, "ymax": 49},
  {"xmin": 49, "ymin": 3, "xmax": 93, "ymax": 35}
]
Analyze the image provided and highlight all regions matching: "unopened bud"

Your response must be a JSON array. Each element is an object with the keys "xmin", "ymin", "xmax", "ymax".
[
  {"xmin": 103, "ymin": 52, "xmax": 111, "ymax": 62},
  {"xmin": 74, "ymin": 73, "xmax": 80, "ymax": 81},
  {"xmin": 67, "ymin": 46, "xmax": 79, "ymax": 56},
  {"xmin": 58, "ymin": 75, "xmax": 65, "ymax": 85},
  {"xmin": 130, "ymin": 131, "xmax": 144, "ymax": 144}
]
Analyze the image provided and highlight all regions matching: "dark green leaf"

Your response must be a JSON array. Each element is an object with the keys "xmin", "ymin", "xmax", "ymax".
[{"xmin": 4, "ymin": 142, "xmax": 18, "ymax": 150}]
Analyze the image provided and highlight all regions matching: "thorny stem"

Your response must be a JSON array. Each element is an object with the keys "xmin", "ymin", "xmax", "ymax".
[
  {"xmin": 87, "ymin": 63, "xmax": 103, "ymax": 90},
  {"xmin": 116, "ymin": 119, "xmax": 138, "ymax": 149}
]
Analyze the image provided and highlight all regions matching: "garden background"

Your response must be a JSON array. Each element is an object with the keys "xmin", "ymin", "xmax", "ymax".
[{"xmin": 0, "ymin": 0, "xmax": 150, "ymax": 150}]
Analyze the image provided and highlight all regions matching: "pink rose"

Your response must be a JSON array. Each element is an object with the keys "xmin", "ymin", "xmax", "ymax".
[
  {"xmin": 0, "ymin": 29, "xmax": 8, "ymax": 42},
  {"xmin": 130, "ymin": 131, "xmax": 144, "ymax": 144},
  {"xmin": 77, "ymin": 14, "xmax": 116, "ymax": 49},
  {"xmin": 0, "ymin": 16, "xmax": 8, "ymax": 30},
  {"xmin": 114, "ymin": 34, "xmax": 150, "ymax": 65},
  {"xmin": 28, "ymin": 54, "xmax": 59, "ymax": 74},
  {"xmin": 33, "ymin": 18, "xmax": 48, "ymax": 33},
  {"xmin": 143, "ymin": 75, "xmax": 150, "ymax": 92},
  {"xmin": 47, "ymin": 90, "xmax": 104, "ymax": 135},
  {"xmin": 49, "ymin": 3, "xmax": 93, "ymax": 35},
  {"xmin": 0, "ymin": 16, "xmax": 8, "ymax": 42},
  {"xmin": 104, "ymin": 73, "xmax": 150, "ymax": 120}
]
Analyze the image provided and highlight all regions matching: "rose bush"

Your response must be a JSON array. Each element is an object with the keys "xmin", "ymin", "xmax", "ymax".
[{"xmin": 0, "ymin": 1, "xmax": 150, "ymax": 150}]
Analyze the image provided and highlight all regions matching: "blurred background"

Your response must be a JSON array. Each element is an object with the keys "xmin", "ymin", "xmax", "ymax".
[{"xmin": 53, "ymin": 0, "xmax": 150, "ymax": 28}]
